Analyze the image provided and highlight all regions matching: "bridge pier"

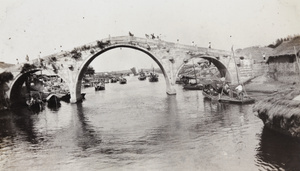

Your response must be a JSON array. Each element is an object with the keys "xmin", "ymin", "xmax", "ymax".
[{"xmin": 166, "ymin": 86, "xmax": 176, "ymax": 95}]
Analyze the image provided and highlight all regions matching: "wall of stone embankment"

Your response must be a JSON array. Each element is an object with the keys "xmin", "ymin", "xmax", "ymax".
[{"xmin": 238, "ymin": 60, "xmax": 268, "ymax": 83}]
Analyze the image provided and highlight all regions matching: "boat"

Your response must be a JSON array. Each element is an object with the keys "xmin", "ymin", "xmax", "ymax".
[
  {"xmin": 83, "ymin": 82, "xmax": 91, "ymax": 88},
  {"xmin": 148, "ymin": 73, "xmax": 159, "ymax": 82},
  {"xmin": 110, "ymin": 77, "xmax": 117, "ymax": 83},
  {"xmin": 138, "ymin": 71, "xmax": 147, "ymax": 80},
  {"xmin": 130, "ymin": 67, "xmax": 138, "ymax": 76},
  {"xmin": 81, "ymin": 93, "xmax": 86, "ymax": 99},
  {"xmin": 183, "ymin": 83, "xmax": 203, "ymax": 90},
  {"xmin": 27, "ymin": 99, "xmax": 44, "ymax": 112},
  {"xmin": 217, "ymin": 47, "xmax": 255, "ymax": 104},
  {"xmin": 26, "ymin": 94, "xmax": 44, "ymax": 112},
  {"xmin": 202, "ymin": 82, "xmax": 220, "ymax": 101},
  {"xmin": 95, "ymin": 82, "xmax": 105, "ymax": 91},
  {"xmin": 148, "ymin": 67, "xmax": 159, "ymax": 82},
  {"xmin": 59, "ymin": 93, "xmax": 71, "ymax": 102},
  {"xmin": 59, "ymin": 92, "xmax": 86, "ymax": 102},
  {"xmin": 46, "ymin": 94, "xmax": 61, "ymax": 107},
  {"xmin": 218, "ymin": 95, "xmax": 255, "ymax": 104},
  {"xmin": 119, "ymin": 77, "xmax": 127, "ymax": 84},
  {"xmin": 183, "ymin": 59, "xmax": 202, "ymax": 90}
]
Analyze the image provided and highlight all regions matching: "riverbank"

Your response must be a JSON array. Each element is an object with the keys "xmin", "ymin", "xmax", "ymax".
[
  {"xmin": 250, "ymin": 73, "xmax": 300, "ymax": 138},
  {"xmin": 244, "ymin": 73, "xmax": 292, "ymax": 93}
]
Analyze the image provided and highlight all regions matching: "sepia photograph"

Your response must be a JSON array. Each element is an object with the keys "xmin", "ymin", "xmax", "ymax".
[{"xmin": 1, "ymin": 0, "xmax": 300, "ymax": 170}]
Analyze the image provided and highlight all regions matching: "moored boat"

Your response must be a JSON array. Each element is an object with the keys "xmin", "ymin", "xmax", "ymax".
[
  {"xmin": 138, "ymin": 72, "xmax": 147, "ymax": 80},
  {"xmin": 95, "ymin": 82, "xmax": 105, "ymax": 91},
  {"xmin": 83, "ymin": 82, "xmax": 91, "ymax": 88},
  {"xmin": 182, "ymin": 59, "xmax": 202, "ymax": 90},
  {"xmin": 202, "ymin": 83, "xmax": 220, "ymax": 101},
  {"xmin": 218, "ymin": 94, "xmax": 255, "ymax": 104},
  {"xmin": 183, "ymin": 83, "xmax": 203, "ymax": 90},
  {"xmin": 46, "ymin": 94, "xmax": 61, "ymax": 107},
  {"xmin": 59, "ymin": 92, "xmax": 86, "ymax": 102},
  {"xmin": 26, "ymin": 95, "xmax": 44, "ymax": 112},
  {"xmin": 119, "ymin": 77, "xmax": 127, "ymax": 84},
  {"xmin": 148, "ymin": 73, "xmax": 159, "ymax": 82},
  {"xmin": 211, "ymin": 46, "xmax": 255, "ymax": 105},
  {"xmin": 110, "ymin": 77, "xmax": 117, "ymax": 83}
]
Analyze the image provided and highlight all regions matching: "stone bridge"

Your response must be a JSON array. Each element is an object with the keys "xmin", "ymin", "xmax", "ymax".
[{"xmin": 6, "ymin": 36, "xmax": 253, "ymax": 103}]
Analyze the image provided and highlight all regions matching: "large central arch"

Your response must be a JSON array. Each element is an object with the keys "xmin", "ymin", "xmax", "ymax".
[{"xmin": 71, "ymin": 44, "xmax": 173, "ymax": 102}]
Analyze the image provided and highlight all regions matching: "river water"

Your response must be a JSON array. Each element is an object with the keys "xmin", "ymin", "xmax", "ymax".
[{"xmin": 0, "ymin": 75, "xmax": 300, "ymax": 171}]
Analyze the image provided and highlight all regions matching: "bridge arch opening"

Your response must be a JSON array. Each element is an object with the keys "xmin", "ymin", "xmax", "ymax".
[
  {"xmin": 72, "ymin": 44, "xmax": 174, "ymax": 102},
  {"xmin": 9, "ymin": 69, "xmax": 42, "ymax": 105},
  {"xmin": 8, "ymin": 69, "xmax": 68, "ymax": 106},
  {"xmin": 175, "ymin": 55, "xmax": 232, "ymax": 83}
]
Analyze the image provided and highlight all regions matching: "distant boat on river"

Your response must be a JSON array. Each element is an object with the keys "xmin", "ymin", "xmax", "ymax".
[
  {"xmin": 119, "ymin": 77, "xmax": 127, "ymax": 84},
  {"xmin": 95, "ymin": 82, "xmax": 105, "ymax": 91},
  {"xmin": 130, "ymin": 67, "xmax": 138, "ymax": 76},
  {"xmin": 138, "ymin": 71, "xmax": 147, "ymax": 81},
  {"xmin": 110, "ymin": 77, "xmax": 117, "ymax": 83},
  {"xmin": 148, "ymin": 67, "xmax": 159, "ymax": 82}
]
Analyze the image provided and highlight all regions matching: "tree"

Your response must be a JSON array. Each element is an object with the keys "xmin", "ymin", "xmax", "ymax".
[
  {"xmin": 85, "ymin": 66, "xmax": 95, "ymax": 76},
  {"xmin": 0, "ymin": 72, "xmax": 13, "ymax": 84}
]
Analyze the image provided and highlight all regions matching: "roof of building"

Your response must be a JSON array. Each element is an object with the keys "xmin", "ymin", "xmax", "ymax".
[{"xmin": 269, "ymin": 36, "xmax": 300, "ymax": 57}]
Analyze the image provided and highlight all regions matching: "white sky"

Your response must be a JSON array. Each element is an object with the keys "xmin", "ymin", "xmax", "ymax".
[{"xmin": 0, "ymin": 0, "xmax": 300, "ymax": 71}]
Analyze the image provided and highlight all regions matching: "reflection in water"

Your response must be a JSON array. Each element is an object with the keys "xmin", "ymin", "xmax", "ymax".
[
  {"xmin": 0, "ymin": 76, "xmax": 299, "ymax": 170},
  {"xmin": 0, "ymin": 110, "xmax": 16, "ymax": 147},
  {"xmin": 10, "ymin": 108, "xmax": 40, "ymax": 144},
  {"xmin": 74, "ymin": 103, "xmax": 102, "ymax": 150},
  {"xmin": 256, "ymin": 127, "xmax": 300, "ymax": 170}
]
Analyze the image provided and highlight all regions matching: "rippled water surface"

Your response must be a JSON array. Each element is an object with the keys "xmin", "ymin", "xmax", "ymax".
[{"xmin": 1, "ymin": 75, "xmax": 300, "ymax": 170}]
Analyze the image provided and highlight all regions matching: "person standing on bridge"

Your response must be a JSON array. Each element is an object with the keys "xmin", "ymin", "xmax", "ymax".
[{"xmin": 25, "ymin": 55, "xmax": 29, "ymax": 62}]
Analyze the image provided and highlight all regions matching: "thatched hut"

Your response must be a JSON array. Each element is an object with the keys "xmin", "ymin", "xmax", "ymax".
[
  {"xmin": 266, "ymin": 36, "xmax": 300, "ymax": 64},
  {"xmin": 264, "ymin": 37, "xmax": 300, "ymax": 83},
  {"xmin": 253, "ymin": 88, "xmax": 300, "ymax": 138}
]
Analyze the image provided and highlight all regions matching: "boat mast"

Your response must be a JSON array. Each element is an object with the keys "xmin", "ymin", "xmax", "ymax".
[{"xmin": 231, "ymin": 46, "xmax": 240, "ymax": 85}]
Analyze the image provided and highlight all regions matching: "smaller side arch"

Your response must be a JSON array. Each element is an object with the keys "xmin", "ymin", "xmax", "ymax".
[
  {"xmin": 8, "ymin": 69, "xmax": 41, "ymax": 105},
  {"xmin": 175, "ymin": 55, "xmax": 232, "ymax": 83},
  {"xmin": 8, "ymin": 69, "xmax": 68, "ymax": 105}
]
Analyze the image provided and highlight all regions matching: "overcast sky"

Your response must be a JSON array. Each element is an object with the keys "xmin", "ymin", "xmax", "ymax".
[{"xmin": 0, "ymin": 0, "xmax": 299, "ymax": 71}]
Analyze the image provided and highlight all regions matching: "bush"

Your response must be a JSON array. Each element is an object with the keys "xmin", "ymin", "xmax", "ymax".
[
  {"xmin": 81, "ymin": 45, "xmax": 91, "ymax": 51},
  {"xmin": 70, "ymin": 48, "xmax": 82, "ymax": 60},
  {"xmin": 20, "ymin": 63, "xmax": 37, "ymax": 73},
  {"xmin": 96, "ymin": 40, "xmax": 111, "ymax": 49},
  {"xmin": 90, "ymin": 49, "xmax": 95, "ymax": 54}
]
